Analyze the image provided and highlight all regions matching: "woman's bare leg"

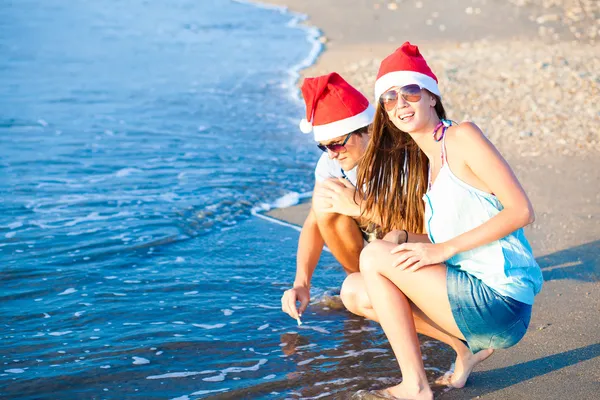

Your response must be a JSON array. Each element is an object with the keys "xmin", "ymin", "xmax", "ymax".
[{"xmin": 358, "ymin": 240, "xmax": 493, "ymax": 395}]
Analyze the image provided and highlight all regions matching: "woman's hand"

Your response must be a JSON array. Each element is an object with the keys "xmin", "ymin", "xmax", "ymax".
[
  {"xmin": 390, "ymin": 242, "xmax": 456, "ymax": 271},
  {"xmin": 312, "ymin": 178, "xmax": 361, "ymax": 217}
]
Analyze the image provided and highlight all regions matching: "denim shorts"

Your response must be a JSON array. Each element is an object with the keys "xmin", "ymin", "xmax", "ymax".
[{"xmin": 447, "ymin": 265, "xmax": 532, "ymax": 354}]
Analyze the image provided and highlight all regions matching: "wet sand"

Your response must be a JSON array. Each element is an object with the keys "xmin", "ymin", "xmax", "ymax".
[{"xmin": 257, "ymin": 0, "xmax": 600, "ymax": 398}]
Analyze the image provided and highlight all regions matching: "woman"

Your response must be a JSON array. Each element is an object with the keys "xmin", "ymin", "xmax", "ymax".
[{"xmin": 355, "ymin": 42, "xmax": 544, "ymax": 399}]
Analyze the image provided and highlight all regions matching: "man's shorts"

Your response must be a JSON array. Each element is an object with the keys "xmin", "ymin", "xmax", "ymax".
[{"xmin": 358, "ymin": 221, "xmax": 382, "ymax": 245}]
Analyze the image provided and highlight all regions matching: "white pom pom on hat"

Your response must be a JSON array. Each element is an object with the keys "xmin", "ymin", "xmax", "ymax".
[
  {"xmin": 299, "ymin": 72, "xmax": 374, "ymax": 142},
  {"xmin": 299, "ymin": 118, "xmax": 313, "ymax": 134}
]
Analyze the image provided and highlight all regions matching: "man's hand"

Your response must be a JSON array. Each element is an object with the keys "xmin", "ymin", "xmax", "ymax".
[
  {"xmin": 313, "ymin": 178, "xmax": 360, "ymax": 217},
  {"xmin": 281, "ymin": 286, "xmax": 310, "ymax": 321}
]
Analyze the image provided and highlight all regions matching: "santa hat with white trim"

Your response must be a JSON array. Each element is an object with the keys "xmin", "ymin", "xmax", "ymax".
[
  {"xmin": 374, "ymin": 42, "xmax": 440, "ymax": 101},
  {"xmin": 299, "ymin": 72, "xmax": 374, "ymax": 142}
]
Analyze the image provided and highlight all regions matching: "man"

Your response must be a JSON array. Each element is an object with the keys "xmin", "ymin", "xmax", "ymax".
[{"xmin": 280, "ymin": 72, "xmax": 383, "ymax": 323}]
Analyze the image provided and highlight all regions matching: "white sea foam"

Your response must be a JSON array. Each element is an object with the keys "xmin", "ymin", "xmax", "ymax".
[
  {"xmin": 5, "ymin": 369, "xmax": 25, "ymax": 374},
  {"xmin": 64, "ymin": 211, "xmax": 126, "ymax": 227},
  {"xmin": 58, "ymin": 288, "xmax": 77, "ymax": 295},
  {"xmin": 190, "ymin": 388, "xmax": 230, "ymax": 396},
  {"xmin": 192, "ymin": 323, "xmax": 225, "ymax": 329},
  {"xmin": 132, "ymin": 357, "xmax": 150, "ymax": 365},
  {"xmin": 337, "ymin": 348, "xmax": 388, "ymax": 358},
  {"xmin": 147, "ymin": 370, "xmax": 215, "ymax": 380},
  {"xmin": 300, "ymin": 325, "xmax": 330, "ymax": 334},
  {"xmin": 184, "ymin": 291, "xmax": 198, "ymax": 295},
  {"xmin": 257, "ymin": 324, "xmax": 269, "ymax": 331},
  {"xmin": 49, "ymin": 331, "xmax": 72, "ymax": 336},
  {"xmin": 315, "ymin": 377, "xmax": 361, "ymax": 386},
  {"xmin": 263, "ymin": 374, "xmax": 276, "ymax": 380},
  {"xmin": 115, "ymin": 168, "xmax": 142, "ymax": 177},
  {"xmin": 256, "ymin": 304, "xmax": 279, "ymax": 310},
  {"xmin": 303, "ymin": 392, "xmax": 333, "ymax": 399},
  {"xmin": 296, "ymin": 343, "xmax": 317, "ymax": 349},
  {"xmin": 222, "ymin": 309, "xmax": 234, "ymax": 316},
  {"xmin": 222, "ymin": 358, "xmax": 267, "ymax": 374},
  {"xmin": 348, "ymin": 326, "xmax": 378, "ymax": 333},
  {"xmin": 202, "ymin": 373, "xmax": 225, "ymax": 382}
]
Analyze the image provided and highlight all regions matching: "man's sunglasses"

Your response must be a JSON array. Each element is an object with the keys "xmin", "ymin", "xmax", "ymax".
[
  {"xmin": 379, "ymin": 84, "xmax": 422, "ymax": 112},
  {"xmin": 317, "ymin": 132, "xmax": 352, "ymax": 153}
]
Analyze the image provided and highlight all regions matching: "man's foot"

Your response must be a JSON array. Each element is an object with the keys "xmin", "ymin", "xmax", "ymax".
[{"xmin": 435, "ymin": 348, "xmax": 494, "ymax": 388}]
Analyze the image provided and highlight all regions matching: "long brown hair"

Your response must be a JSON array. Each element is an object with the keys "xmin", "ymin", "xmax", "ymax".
[{"xmin": 356, "ymin": 93, "xmax": 446, "ymax": 234}]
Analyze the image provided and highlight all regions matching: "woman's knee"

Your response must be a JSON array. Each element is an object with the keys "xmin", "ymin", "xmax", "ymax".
[{"xmin": 359, "ymin": 239, "xmax": 388, "ymax": 274}]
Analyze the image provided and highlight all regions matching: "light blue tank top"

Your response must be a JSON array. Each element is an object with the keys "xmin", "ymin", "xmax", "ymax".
[{"xmin": 423, "ymin": 133, "xmax": 543, "ymax": 305}]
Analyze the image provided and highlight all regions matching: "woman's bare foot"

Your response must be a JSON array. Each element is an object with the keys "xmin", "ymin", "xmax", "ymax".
[
  {"xmin": 435, "ymin": 348, "xmax": 494, "ymax": 388},
  {"xmin": 371, "ymin": 382, "xmax": 434, "ymax": 400}
]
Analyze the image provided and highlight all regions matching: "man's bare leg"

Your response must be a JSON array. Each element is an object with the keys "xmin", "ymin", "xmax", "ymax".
[{"xmin": 313, "ymin": 209, "xmax": 364, "ymax": 274}]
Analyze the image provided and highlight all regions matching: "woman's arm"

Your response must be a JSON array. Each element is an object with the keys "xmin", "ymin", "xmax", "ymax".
[
  {"xmin": 384, "ymin": 230, "xmax": 431, "ymax": 244},
  {"xmin": 443, "ymin": 122, "xmax": 534, "ymax": 256}
]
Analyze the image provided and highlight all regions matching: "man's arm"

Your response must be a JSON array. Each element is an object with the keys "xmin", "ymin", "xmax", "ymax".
[
  {"xmin": 281, "ymin": 207, "xmax": 324, "ymax": 321},
  {"xmin": 294, "ymin": 208, "xmax": 324, "ymax": 287}
]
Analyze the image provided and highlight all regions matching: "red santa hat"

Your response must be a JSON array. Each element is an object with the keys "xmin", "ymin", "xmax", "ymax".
[
  {"xmin": 299, "ymin": 72, "xmax": 374, "ymax": 142},
  {"xmin": 374, "ymin": 42, "xmax": 440, "ymax": 101}
]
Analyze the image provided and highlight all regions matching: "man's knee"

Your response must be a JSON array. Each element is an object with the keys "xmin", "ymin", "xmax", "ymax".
[{"xmin": 313, "ymin": 207, "xmax": 347, "ymax": 225}]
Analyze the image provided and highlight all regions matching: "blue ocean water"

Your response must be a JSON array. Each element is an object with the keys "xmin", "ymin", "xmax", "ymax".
[{"xmin": 0, "ymin": 1, "xmax": 453, "ymax": 398}]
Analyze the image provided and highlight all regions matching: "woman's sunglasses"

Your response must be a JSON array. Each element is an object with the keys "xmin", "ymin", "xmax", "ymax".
[
  {"xmin": 379, "ymin": 84, "xmax": 422, "ymax": 111},
  {"xmin": 317, "ymin": 132, "xmax": 352, "ymax": 153}
]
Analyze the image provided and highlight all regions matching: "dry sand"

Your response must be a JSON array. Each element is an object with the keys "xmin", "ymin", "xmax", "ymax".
[{"xmin": 255, "ymin": 0, "xmax": 600, "ymax": 398}]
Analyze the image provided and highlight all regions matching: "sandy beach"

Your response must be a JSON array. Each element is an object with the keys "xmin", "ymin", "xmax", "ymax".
[{"xmin": 260, "ymin": 0, "xmax": 600, "ymax": 398}]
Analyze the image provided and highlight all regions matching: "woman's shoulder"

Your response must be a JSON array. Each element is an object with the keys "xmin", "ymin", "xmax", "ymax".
[
  {"xmin": 444, "ymin": 121, "xmax": 491, "ymax": 164},
  {"xmin": 447, "ymin": 121, "xmax": 484, "ymax": 141}
]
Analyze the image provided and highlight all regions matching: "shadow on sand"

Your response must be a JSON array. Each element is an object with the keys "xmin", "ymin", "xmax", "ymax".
[{"xmin": 536, "ymin": 239, "xmax": 600, "ymax": 282}]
